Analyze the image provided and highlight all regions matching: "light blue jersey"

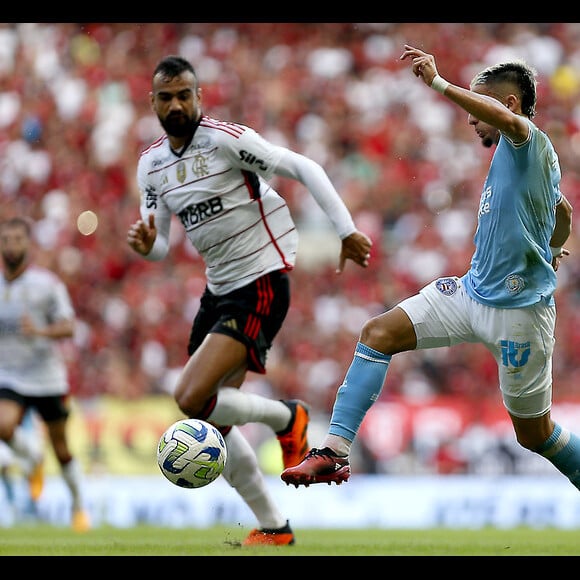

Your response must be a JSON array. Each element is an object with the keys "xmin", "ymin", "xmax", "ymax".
[{"xmin": 462, "ymin": 118, "xmax": 562, "ymax": 308}]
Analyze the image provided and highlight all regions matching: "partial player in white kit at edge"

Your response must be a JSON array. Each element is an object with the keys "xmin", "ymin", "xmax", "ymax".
[
  {"xmin": 282, "ymin": 44, "xmax": 580, "ymax": 493},
  {"xmin": 127, "ymin": 55, "xmax": 372, "ymax": 546},
  {"xmin": 0, "ymin": 217, "xmax": 90, "ymax": 531}
]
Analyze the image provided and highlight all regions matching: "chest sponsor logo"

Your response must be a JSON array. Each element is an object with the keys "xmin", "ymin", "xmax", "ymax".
[
  {"xmin": 178, "ymin": 196, "xmax": 224, "ymax": 228},
  {"xmin": 478, "ymin": 186, "xmax": 492, "ymax": 217}
]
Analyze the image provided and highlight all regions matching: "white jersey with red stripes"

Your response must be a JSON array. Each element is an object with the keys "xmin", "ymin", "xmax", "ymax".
[
  {"xmin": 0, "ymin": 265, "xmax": 74, "ymax": 396},
  {"xmin": 137, "ymin": 115, "xmax": 351, "ymax": 295}
]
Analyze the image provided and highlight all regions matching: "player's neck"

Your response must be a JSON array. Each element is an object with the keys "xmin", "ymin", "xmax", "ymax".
[
  {"xmin": 168, "ymin": 135, "xmax": 189, "ymax": 153},
  {"xmin": 168, "ymin": 133, "xmax": 195, "ymax": 156}
]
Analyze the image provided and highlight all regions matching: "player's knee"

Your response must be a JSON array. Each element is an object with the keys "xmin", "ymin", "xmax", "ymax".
[
  {"xmin": 175, "ymin": 395, "xmax": 193, "ymax": 417},
  {"xmin": 56, "ymin": 452, "xmax": 74, "ymax": 466},
  {"xmin": 360, "ymin": 316, "xmax": 395, "ymax": 352},
  {"xmin": 175, "ymin": 391, "xmax": 215, "ymax": 420},
  {"xmin": 360, "ymin": 309, "xmax": 416, "ymax": 353}
]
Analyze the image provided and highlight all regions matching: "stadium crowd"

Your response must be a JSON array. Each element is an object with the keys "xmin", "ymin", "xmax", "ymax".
[{"xmin": 2, "ymin": 22, "xmax": 580, "ymax": 475}]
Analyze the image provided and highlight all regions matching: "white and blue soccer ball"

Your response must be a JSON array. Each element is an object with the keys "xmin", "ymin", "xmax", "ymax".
[{"xmin": 157, "ymin": 418, "xmax": 227, "ymax": 489}]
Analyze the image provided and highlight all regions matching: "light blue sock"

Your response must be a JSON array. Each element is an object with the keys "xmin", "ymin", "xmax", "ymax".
[
  {"xmin": 535, "ymin": 423, "xmax": 580, "ymax": 490},
  {"xmin": 328, "ymin": 342, "xmax": 392, "ymax": 442}
]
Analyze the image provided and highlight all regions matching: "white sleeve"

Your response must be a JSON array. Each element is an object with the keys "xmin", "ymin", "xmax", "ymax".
[
  {"xmin": 273, "ymin": 148, "xmax": 357, "ymax": 239},
  {"xmin": 143, "ymin": 215, "xmax": 170, "ymax": 261},
  {"xmin": 51, "ymin": 278, "xmax": 75, "ymax": 321},
  {"xmin": 137, "ymin": 154, "xmax": 171, "ymax": 261}
]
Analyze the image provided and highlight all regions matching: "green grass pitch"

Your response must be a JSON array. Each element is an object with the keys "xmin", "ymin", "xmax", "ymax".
[{"xmin": 1, "ymin": 524, "xmax": 580, "ymax": 556}]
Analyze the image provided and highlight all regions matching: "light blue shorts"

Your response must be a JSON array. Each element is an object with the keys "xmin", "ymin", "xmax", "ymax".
[{"xmin": 398, "ymin": 276, "xmax": 555, "ymax": 418}]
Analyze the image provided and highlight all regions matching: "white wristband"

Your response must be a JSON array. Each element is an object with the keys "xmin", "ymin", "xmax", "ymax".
[
  {"xmin": 551, "ymin": 246, "xmax": 563, "ymax": 257},
  {"xmin": 430, "ymin": 75, "xmax": 450, "ymax": 94}
]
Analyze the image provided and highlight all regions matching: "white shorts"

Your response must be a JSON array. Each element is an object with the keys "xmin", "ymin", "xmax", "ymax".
[{"xmin": 398, "ymin": 276, "xmax": 555, "ymax": 419}]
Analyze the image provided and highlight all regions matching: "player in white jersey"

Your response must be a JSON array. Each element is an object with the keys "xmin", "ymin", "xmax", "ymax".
[
  {"xmin": 0, "ymin": 217, "xmax": 90, "ymax": 531},
  {"xmin": 282, "ymin": 45, "xmax": 580, "ymax": 493},
  {"xmin": 127, "ymin": 55, "xmax": 372, "ymax": 546}
]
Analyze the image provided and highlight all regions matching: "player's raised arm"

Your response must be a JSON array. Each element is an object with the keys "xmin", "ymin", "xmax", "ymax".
[{"xmin": 400, "ymin": 44, "xmax": 529, "ymax": 143}]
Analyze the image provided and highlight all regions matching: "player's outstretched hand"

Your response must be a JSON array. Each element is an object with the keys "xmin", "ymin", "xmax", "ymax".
[
  {"xmin": 337, "ymin": 230, "xmax": 372, "ymax": 273},
  {"xmin": 400, "ymin": 44, "xmax": 439, "ymax": 87},
  {"xmin": 127, "ymin": 213, "xmax": 157, "ymax": 256}
]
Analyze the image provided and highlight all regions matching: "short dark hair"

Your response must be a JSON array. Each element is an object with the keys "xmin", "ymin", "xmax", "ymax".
[
  {"xmin": 471, "ymin": 61, "xmax": 537, "ymax": 118},
  {"xmin": 153, "ymin": 55, "xmax": 197, "ymax": 86}
]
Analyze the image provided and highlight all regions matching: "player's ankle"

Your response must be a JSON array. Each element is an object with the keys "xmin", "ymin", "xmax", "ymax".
[{"xmin": 324, "ymin": 435, "xmax": 351, "ymax": 457}]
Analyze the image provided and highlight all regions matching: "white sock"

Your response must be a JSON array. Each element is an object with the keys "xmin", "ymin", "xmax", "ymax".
[
  {"xmin": 322, "ymin": 434, "xmax": 352, "ymax": 457},
  {"xmin": 8, "ymin": 426, "xmax": 43, "ymax": 474},
  {"xmin": 208, "ymin": 387, "xmax": 291, "ymax": 433},
  {"xmin": 61, "ymin": 458, "xmax": 84, "ymax": 512},
  {"xmin": 222, "ymin": 427, "xmax": 286, "ymax": 530}
]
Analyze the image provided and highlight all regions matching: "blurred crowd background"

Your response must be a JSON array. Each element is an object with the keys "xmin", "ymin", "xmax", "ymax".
[{"xmin": 3, "ymin": 22, "xmax": 580, "ymax": 476}]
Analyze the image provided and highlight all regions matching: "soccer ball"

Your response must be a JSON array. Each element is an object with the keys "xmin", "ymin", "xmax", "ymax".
[{"xmin": 157, "ymin": 418, "xmax": 227, "ymax": 489}]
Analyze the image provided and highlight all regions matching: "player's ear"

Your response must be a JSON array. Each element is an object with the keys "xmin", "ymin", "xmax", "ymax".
[
  {"xmin": 149, "ymin": 91, "xmax": 155, "ymax": 111},
  {"xmin": 504, "ymin": 94, "xmax": 518, "ymax": 112}
]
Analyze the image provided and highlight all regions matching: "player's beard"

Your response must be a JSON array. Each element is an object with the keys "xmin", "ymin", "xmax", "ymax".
[
  {"xmin": 2, "ymin": 251, "xmax": 25, "ymax": 273},
  {"xmin": 481, "ymin": 127, "xmax": 500, "ymax": 149},
  {"xmin": 159, "ymin": 113, "xmax": 196, "ymax": 138}
]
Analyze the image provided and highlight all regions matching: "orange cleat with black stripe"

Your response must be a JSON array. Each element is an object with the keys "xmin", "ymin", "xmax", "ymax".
[
  {"xmin": 276, "ymin": 400, "xmax": 309, "ymax": 469},
  {"xmin": 243, "ymin": 520, "xmax": 295, "ymax": 546}
]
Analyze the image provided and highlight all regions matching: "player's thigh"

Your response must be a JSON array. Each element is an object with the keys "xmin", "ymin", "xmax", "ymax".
[
  {"xmin": 176, "ymin": 332, "xmax": 248, "ymax": 400},
  {"xmin": 0, "ymin": 390, "xmax": 26, "ymax": 439},
  {"xmin": 398, "ymin": 277, "xmax": 474, "ymax": 350},
  {"xmin": 484, "ymin": 303, "xmax": 555, "ymax": 419}
]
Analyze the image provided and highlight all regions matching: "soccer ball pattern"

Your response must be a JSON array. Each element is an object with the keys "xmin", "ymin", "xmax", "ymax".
[{"xmin": 157, "ymin": 419, "xmax": 227, "ymax": 488}]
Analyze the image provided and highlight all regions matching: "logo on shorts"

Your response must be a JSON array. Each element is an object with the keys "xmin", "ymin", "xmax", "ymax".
[
  {"xmin": 223, "ymin": 318, "xmax": 238, "ymax": 331},
  {"xmin": 435, "ymin": 277, "xmax": 457, "ymax": 296},
  {"xmin": 505, "ymin": 274, "xmax": 525, "ymax": 295},
  {"xmin": 500, "ymin": 339, "xmax": 531, "ymax": 368}
]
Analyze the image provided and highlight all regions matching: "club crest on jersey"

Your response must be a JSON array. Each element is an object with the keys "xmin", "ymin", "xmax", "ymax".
[
  {"xmin": 505, "ymin": 274, "xmax": 525, "ymax": 294},
  {"xmin": 435, "ymin": 277, "xmax": 457, "ymax": 296},
  {"xmin": 176, "ymin": 161, "xmax": 186, "ymax": 183},
  {"xmin": 192, "ymin": 153, "xmax": 209, "ymax": 178}
]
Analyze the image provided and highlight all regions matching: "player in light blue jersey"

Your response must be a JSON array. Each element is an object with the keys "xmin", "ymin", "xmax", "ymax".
[{"xmin": 282, "ymin": 45, "xmax": 580, "ymax": 492}]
